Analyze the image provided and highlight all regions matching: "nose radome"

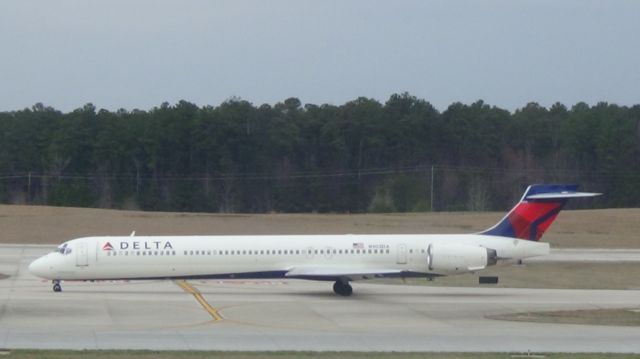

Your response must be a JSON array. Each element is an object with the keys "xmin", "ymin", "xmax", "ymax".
[{"xmin": 28, "ymin": 257, "xmax": 48, "ymax": 278}]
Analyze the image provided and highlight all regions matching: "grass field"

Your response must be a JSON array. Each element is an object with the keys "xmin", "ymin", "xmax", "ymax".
[
  {"xmin": 2, "ymin": 351, "xmax": 640, "ymax": 359},
  {"xmin": 0, "ymin": 205, "xmax": 638, "ymax": 248},
  {"xmin": 385, "ymin": 262, "xmax": 640, "ymax": 290},
  {"xmin": 1, "ymin": 205, "xmax": 638, "ymax": 290}
]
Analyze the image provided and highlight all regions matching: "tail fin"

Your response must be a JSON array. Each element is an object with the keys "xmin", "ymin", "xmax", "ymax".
[{"xmin": 480, "ymin": 184, "xmax": 600, "ymax": 241}]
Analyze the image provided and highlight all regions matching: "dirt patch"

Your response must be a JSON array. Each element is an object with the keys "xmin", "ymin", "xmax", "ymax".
[
  {"xmin": 488, "ymin": 308, "xmax": 640, "ymax": 326},
  {"xmin": 0, "ymin": 273, "xmax": 9, "ymax": 280},
  {"xmin": 0, "ymin": 205, "xmax": 638, "ymax": 248}
]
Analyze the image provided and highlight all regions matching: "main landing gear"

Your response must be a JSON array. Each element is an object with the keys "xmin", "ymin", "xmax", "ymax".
[
  {"xmin": 52, "ymin": 280, "xmax": 62, "ymax": 292},
  {"xmin": 333, "ymin": 280, "xmax": 353, "ymax": 296}
]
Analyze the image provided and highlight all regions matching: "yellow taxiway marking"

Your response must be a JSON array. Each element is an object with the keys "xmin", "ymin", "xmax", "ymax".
[{"xmin": 174, "ymin": 280, "xmax": 223, "ymax": 321}]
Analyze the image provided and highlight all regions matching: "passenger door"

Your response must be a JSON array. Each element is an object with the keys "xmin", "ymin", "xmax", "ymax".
[{"xmin": 76, "ymin": 241, "xmax": 89, "ymax": 266}]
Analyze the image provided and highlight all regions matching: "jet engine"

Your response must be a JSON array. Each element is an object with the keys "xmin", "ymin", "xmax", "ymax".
[{"xmin": 426, "ymin": 243, "xmax": 497, "ymax": 274}]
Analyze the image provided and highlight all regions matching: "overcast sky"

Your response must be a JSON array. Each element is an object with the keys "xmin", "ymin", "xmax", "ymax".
[{"xmin": 1, "ymin": 0, "xmax": 638, "ymax": 112}]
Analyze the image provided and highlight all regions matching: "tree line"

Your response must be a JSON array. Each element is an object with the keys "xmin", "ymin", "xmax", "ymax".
[{"xmin": 0, "ymin": 93, "xmax": 638, "ymax": 212}]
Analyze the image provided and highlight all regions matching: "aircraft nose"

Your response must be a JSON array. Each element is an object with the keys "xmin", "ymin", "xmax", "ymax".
[{"xmin": 28, "ymin": 256, "xmax": 51, "ymax": 279}]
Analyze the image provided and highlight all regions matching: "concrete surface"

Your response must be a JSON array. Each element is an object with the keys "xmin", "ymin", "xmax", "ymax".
[
  {"xmin": 1, "ymin": 244, "xmax": 639, "ymax": 352},
  {"xmin": 527, "ymin": 248, "xmax": 640, "ymax": 262}
]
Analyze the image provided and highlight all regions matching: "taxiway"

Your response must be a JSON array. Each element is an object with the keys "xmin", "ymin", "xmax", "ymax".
[{"xmin": 1, "ymin": 244, "xmax": 639, "ymax": 352}]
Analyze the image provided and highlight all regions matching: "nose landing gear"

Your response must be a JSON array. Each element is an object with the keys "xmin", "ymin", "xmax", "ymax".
[
  {"xmin": 52, "ymin": 280, "xmax": 62, "ymax": 292},
  {"xmin": 333, "ymin": 280, "xmax": 353, "ymax": 296}
]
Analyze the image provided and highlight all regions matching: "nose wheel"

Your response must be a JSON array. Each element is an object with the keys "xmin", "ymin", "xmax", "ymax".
[
  {"xmin": 52, "ymin": 280, "xmax": 62, "ymax": 292},
  {"xmin": 333, "ymin": 280, "xmax": 353, "ymax": 296}
]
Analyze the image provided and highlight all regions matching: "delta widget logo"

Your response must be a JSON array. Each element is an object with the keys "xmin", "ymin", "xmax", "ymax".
[{"xmin": 102, "ymin": 242, "xmax": 114, "ymax": 251}]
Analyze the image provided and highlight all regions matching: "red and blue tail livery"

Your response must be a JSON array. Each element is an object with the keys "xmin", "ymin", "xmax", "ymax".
[{"xmin": 481, "ymin": 184, "xmax": 600, "ymax": 241}]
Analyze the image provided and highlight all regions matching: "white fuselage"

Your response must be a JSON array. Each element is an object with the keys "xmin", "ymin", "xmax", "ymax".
[{"xmin": 28, "ymin": 234, "xmax": 549, "ymax": 281}]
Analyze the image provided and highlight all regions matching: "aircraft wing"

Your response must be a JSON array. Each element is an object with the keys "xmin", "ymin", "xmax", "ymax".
[{"xmin": 285, "ymin": 266, "xmax": 405, "ymax": 281}]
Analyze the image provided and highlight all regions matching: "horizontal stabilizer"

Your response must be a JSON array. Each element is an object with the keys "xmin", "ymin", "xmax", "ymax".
[{"xmin": 526, "ymin": 192, "xmax": 601, "ymax": 200}]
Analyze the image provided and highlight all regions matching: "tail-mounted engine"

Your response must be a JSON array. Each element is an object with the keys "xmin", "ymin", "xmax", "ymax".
[{"xmin": 426, "ymin": 243, "xmax": 498, "ymax": 274}]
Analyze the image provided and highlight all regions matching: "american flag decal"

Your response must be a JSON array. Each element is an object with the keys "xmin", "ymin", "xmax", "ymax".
[{"xmin": 352, "ymin": 242, "xmax": 364, "ymax": 249}]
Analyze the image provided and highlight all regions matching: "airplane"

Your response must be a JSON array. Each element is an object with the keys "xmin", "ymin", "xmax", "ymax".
[{"xmin": 29, "ymin": 184, "xmax": 599, "ymax": 296}]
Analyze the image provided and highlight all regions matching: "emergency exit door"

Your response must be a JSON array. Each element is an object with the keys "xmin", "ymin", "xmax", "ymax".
[{"xmin": 396, "ymin": 244, "xmax": 407, "ymax": 264}]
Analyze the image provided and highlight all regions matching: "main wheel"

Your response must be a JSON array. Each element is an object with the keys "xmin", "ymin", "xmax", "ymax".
[
  {"xmin": 342, "ymin": 283, "xmax": 353, "ymax": 296},
  {"xmin": 332, "ymin": 281, "xmax": 342, "ymax": 295},
  {"xmin": 53, "ymin": 283, "xmax": 62, "ymax": 292},
  {"xmin": 333, "ymin": 281, "xmax": 353, "ymax": 296}
]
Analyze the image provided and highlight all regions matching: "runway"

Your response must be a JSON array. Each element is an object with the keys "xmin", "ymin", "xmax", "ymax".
[{"xmin": 1, "ymin": 244, "xmax": 639, "ymax": 352}]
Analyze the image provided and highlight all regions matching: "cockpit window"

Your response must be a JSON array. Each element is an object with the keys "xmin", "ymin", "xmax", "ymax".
[{"xmin": 56, "ymin": 243, "xmax": 72, "ymax": 255}]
